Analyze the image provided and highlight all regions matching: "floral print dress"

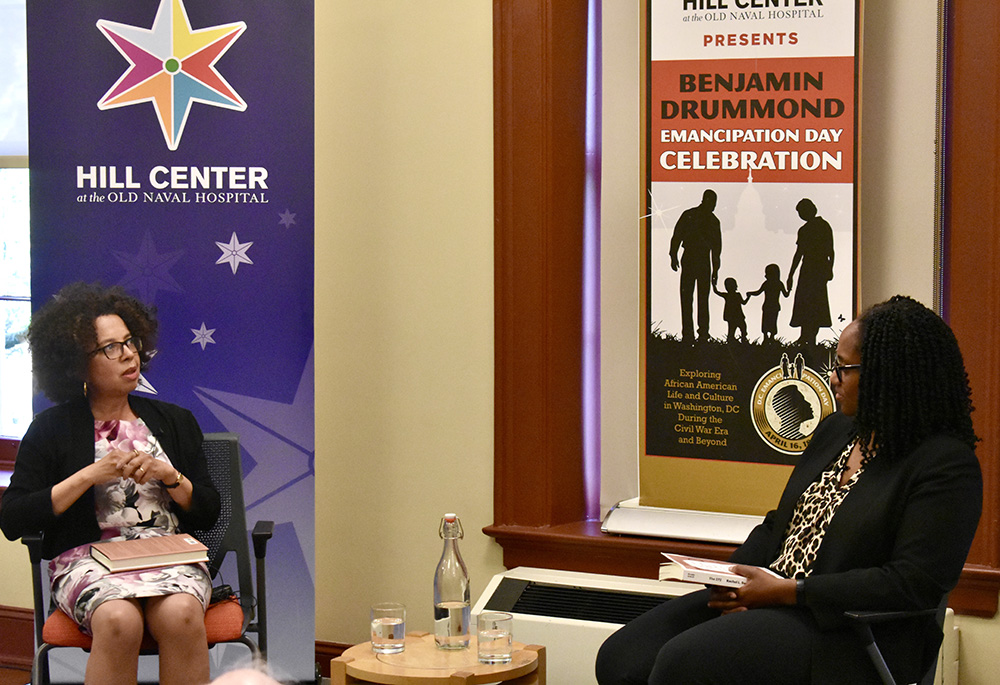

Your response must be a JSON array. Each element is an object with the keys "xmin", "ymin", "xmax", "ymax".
[{"xmin": 48, "ymin": 419, "xmax": 211, "ymax": 634}]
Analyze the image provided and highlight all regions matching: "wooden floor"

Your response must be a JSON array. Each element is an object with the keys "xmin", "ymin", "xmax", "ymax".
[
  {"xmin": 0, "ymin": 667, "xmax": 330, "ymax": 685},
  {"xmin": 0, "ymin": 667, "xmax": 29, "ymax": 685}
]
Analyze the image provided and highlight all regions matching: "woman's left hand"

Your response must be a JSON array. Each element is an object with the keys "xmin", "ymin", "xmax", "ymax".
[
  {"xmin": 707, "ymin": 566, "xmax": 798, "ymax": 613},
  {"xmin": 118, "ymin": 449, "xmax": 168, "ymax": 486}
]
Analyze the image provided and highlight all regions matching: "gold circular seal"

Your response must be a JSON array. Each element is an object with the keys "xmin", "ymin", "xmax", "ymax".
[{"xmin": 750, "ymin": 359, "xmax": 835, "ymax": 455}]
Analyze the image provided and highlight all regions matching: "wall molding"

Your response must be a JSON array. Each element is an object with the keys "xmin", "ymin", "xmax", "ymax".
[
  {"xmin": 314, "ymin": 641, "xmax": 349, "ymax": 679},
  {"xmin": 0, "ymin": 605, "xmax": 33, "ymax": 671},
  {"xmin": 1, "ymin": 438, "xmax": 17, "ymax": 471}
]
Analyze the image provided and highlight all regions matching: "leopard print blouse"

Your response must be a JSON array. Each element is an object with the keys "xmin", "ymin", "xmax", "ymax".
[{"xmin": 769, "ymin": 440, "xmax": 864, "ymax": 579}]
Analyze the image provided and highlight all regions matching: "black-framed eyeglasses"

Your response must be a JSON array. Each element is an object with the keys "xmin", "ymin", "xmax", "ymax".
[
  {"xmin": 90, "ymin": 337, "xmax": 142, "ymax": 360},
  {"xmin": 832, "ymin": 363, "xmax": 861, "ymax": 383}
]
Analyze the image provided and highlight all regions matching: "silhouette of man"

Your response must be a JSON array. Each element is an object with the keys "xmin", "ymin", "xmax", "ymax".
[{"xmin": 670, "ymin": 189, "xmax": 722, "ymax": 342}]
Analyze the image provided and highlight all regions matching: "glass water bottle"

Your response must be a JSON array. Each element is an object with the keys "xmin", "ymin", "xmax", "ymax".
[{"xmin": 433, "ymin": 513, "xmax": 471, "ymax": 649}]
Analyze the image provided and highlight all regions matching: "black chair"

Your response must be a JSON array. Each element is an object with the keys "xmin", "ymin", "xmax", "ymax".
[
  {"xmin": 23, "ymin": 431, "xmax": 274, "ymax": 685},
  {"xmin": 844, "ymin": 595, "xmax": 949, "ymax": 685}
]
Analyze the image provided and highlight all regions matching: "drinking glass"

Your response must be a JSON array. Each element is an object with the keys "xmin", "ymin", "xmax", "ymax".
[
  {"xmin": 370, "ymin": 602, "xmax": 406, "ymax": 654},
  {"xmin": 477, "ymin": 611, "xmax": 513, "ymax": 664}
]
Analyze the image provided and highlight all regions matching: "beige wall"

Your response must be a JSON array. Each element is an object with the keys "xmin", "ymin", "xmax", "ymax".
[
  {"xmin": 313, "ymin": 0, "xmax": 499, "ymax": 645},
  {"xmin": 3, "ymin": 0, "xmax": 999, "ymax": 681}
]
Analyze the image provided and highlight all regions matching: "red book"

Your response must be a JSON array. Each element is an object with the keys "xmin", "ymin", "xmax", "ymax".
[{"xmin": 90, "ymin": 533, "xmax": 208, "ymax": 572}]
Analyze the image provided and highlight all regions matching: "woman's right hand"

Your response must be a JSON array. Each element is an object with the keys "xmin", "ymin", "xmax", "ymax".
[
  {"xmin": 707, "ymin": 586, "xmax": 746, "ymax": 615},
  {"xmin": 87, "ymin": 450, "xmax": 127, "ymax": 486},
  {"xmin": 51, "ymin": 450, "xmax": 125, "ymax": 516}
]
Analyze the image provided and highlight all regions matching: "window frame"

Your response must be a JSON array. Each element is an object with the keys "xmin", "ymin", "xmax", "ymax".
[
  {"xmin": 0, "ymin": 0, "xmax": 31, "ymax": 445},
  {"xmin": 0, "ymin": 159, "xmax": 31, "ymax": 445},
  {"xmin": 486, "ymin": 0, "xmax": 1000, "ymax": 618}
]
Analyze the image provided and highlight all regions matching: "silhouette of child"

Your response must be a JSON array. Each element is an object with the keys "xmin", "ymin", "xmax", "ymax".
[
  {"xmin": 747, "ymin": 264, "xmax": 790, "ymax": 341},
  {"xmin": 713, "ymin": 277, "xmax": 749, "ymax": 343}
]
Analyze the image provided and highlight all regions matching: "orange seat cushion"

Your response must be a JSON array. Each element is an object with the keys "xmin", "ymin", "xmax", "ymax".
[
  {"xmin": 205, "ymin": 598, "xmax": 246, "ymax": 644},
  {"xmin": 40, "ymin": 597, "xmax": 246, "ymax": 650},
  {"xmin": 41, "ymin": 610, "xmax": 94, "ymax": 649}
]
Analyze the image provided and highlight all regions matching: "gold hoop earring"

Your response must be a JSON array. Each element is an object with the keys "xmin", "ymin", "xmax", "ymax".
[{"xmin": 83, "ymin": 381, "xmax": 88, "ymax": 397}]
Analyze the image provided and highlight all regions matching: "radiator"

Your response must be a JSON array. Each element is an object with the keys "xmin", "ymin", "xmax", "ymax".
[
  {"xmin": 472, "ymin": 567, "xmax": 695, "ymax": 684},
  {"xmin": 936, "ymin": 608, "xmax": 958, "ymax": 685},
  {"xmin": 473, "ymin": 567, "xmax": 960, "ymax": 685}
]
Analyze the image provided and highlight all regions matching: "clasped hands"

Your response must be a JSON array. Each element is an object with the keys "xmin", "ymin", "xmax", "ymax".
[
  {"xmin": 706, "ymin": 565, "xmax": 798, "ymax": 614},
  {"xmin": 93, "ymin": 448, "xmax": 165, "ymax": 487}
]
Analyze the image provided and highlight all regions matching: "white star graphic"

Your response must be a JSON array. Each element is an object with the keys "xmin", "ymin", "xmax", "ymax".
[
  {"xmin": 191, "ymin": 322, "xmax": 217, "ymax": 350},
  {"xmin": 640, "ymin": 188, "xmax": 678, "ymax": 231},
  {"xmin": 215, "ymin": 232, "xmax": 253, "ymax": 274},
  {"xmin": 278, "ymin": 209, "xmax": 297, "ymax": 228},
  {"xmin": 136, "ymin": 373, "xmax": 158, "ymax": 395}
]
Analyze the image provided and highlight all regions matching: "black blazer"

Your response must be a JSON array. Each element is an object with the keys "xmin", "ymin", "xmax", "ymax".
[
  {"xmin": 729, "ymin": 411, "xmax": 982, "ymax": 683},
  {"xmin": 1, "ymin": 396, "xmax": 221, "ymax": 559}
]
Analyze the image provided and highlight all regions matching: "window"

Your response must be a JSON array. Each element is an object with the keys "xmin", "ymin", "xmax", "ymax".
[
  {"xmin": 0, "ymin": 0, "xmax": 30, "ymax": 442},
  {"xmin": 0, "ymin": 169, "xmax": 30, "ymax": 440}
]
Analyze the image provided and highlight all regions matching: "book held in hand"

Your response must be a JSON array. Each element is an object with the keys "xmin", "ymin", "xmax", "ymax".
[
  {"xmin": 91, "ymin": 533, "xmax": 208, "ymax": 572},
  {"xmin": 659, "ymin": 553, "xmax": 781, "ymax": 587}
]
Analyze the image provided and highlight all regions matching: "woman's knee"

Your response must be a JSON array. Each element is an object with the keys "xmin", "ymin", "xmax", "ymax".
[
  {"xmin": 596, "ymin": 591, "xmax": 717, "ymax": 685},
  {"xmin": 595, "ymin": 625, "xmax": 657, "ymax": 685},
  {"xmin": 648, "ymin": 638, "xmax": 711, "ymax": 684},
  {"xmin": 91, "ymin": 599, "xmax": 144, "ymax": 646},
  {"xmin": 594, "ymin": 634, "xmax": 623, "ymax": 684},
  {"xmin": 146, "ymin": 594, "xmax": 206, "ymax": 641}
]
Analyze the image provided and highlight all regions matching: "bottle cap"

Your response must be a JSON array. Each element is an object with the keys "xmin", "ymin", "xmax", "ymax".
[{"xmin": 440, "ymin": 513, "xmax": 464, "ymax": 539}]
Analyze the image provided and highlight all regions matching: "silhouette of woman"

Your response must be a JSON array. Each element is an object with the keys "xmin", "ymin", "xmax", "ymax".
[{"xmin": 786, "ymin": 199, "xmax": 834, "ymax": 346}]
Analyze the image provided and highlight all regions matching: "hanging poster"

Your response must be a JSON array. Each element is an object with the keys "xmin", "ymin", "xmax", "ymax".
[
  {"xmin": 27, "ymin": 1, "xmax": 314, "ymax": 680},
  {"xmin": 641, "ymin": 1, "xmax": 860, "ymax": 513}
]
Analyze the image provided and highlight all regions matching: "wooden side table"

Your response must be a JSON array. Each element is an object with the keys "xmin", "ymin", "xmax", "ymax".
[{"xmin": 331, "ymin": 632, "xmax": 546, "ymax": 685}]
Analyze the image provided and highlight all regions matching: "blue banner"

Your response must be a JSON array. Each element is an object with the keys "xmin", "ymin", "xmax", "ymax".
[{"xmin": 27, "ymin": 0, "xmax": 314, "ymax": 679}]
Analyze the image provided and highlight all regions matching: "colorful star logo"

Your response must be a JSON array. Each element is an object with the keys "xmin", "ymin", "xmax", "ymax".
[{"xmin": 97, "ymin": 0, "xmax": 246, "ymax": 151}]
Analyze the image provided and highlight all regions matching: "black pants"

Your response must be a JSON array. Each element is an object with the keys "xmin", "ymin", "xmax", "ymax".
[
  {"xmin": 595, "ymin": 589, "xmax": 821, "ymax": 685},
  {"xmin": 678, "ymin": 263, "xmax": 711, "ymax": 341}
]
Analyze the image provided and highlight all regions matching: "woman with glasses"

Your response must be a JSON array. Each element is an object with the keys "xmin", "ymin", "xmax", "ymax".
[
  {"xmin": 596, "ymin": 295, "xmax": 982, "ymax": 684},
  {"xmin": 0, "ymin": 282, "xmax": 220, "ymax": 685}
]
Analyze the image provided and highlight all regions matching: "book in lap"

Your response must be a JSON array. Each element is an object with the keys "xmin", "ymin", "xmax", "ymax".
[
  {"xmin": 658, "ymin": 553, "xmax": 780, "ymax": 587},
  {"xmin": 90, "ymin": 533, "xmax": 209, "ymax": 572}
]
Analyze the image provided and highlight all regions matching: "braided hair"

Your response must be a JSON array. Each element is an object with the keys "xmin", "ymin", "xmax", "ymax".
[
  {"xmin": 28, "ymin": 282, "xmax": 159, "ymax": 403},
  {"xmin": 853, "ymin": 295, "xmax": 977, "ymax": 464}
]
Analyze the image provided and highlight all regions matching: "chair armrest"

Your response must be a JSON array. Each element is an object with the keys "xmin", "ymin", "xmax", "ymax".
[
  {"xmin": 844, "ymin": 608, "xmax": 939, "ymax": 624},
  {"xmin": 250, "ymin": 520, "xmax": 274, "ymax": 659},
  {"xmin": 21, "ymin": 532, "xmax": 43, "ymax": 564},
  {"xmin": 251, "ymin": 520, "xmax": 274, "ymax": 559},
  {"xmin": 21, "ymin": 532, "xmax": 47, "ymax": 646},
  {"xmin": 844, "ymin": 600, "xmax": 947, "ymax": 685}
]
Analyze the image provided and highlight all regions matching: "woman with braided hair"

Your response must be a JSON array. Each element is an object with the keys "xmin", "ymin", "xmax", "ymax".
[{"xmin": 596, "ymin": 295, "xmax": 982, "ymax": 684}]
